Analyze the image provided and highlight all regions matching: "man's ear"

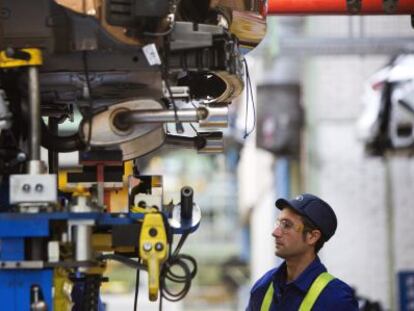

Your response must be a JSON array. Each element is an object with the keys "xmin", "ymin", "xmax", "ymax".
[{"xmin": 306, "ymin": 230, "xmax": 322, "ymax": 246}]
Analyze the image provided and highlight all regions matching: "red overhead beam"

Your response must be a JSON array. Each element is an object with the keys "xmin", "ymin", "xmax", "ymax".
[{"xmin": 268, "ymin": 0, "xmax": 414, "ymax": 15}]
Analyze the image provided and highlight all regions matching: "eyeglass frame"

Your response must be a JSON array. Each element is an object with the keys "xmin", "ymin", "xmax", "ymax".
[{"xmin": 274, "ymin": 218, "xmax": 304, "ymax": 234}]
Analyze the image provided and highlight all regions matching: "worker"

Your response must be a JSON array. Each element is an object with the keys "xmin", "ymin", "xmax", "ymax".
[{"xmin": 246, "ymin": 193, "xmax": 358, "ymax": 310}]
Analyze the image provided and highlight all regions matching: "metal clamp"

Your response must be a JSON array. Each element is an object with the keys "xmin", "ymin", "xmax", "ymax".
[
  {"xmin": 346, "ymin": 0, "xmax": 362, "ymax": 14},
  {"xmin": 383, "ymin": 0, "xmax": 398, "ymax": 13}
]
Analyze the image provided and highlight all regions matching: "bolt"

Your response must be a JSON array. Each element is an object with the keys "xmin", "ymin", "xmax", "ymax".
[
  {"xmin": 16, "ymin": 152, "xmax": 26, "ymax": 162},
  {"xmin": 22, "ymin": 184, "xmax": 30, "ymax": 193},
  {"xmin": 35, "ymin": 184, "xmax": 44, "ymax": 193}
]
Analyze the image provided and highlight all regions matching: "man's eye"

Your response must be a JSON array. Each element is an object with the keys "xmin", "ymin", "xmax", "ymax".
[{"xmin": 281, "ymin": 220, "xmax": 292, "ymax": 228}]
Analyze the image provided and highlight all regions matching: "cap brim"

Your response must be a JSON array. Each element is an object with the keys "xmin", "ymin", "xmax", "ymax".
[{"xmin": 275, "ymin": 198, "xmax": 306, "ymax": 216}]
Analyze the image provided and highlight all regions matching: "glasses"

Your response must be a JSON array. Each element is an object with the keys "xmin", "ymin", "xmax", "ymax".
[{"xmin": 274, "ymin": 219, "xmax": 303, "ymax": 234}]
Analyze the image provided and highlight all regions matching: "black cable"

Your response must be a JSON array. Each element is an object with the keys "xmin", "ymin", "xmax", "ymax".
[
  {"xmin": 143, "ymin": 23, "xmax": 175, "ymax": 37},
  {"xmin": 244, "ymin": 68, "xmax": 250, "ymax": 138},
  {"xmin": 164, "ymin": 78, "xmax": 182, "ymax": 132},
  {"xmin": 188, "ymin": 103, "xmax": 199, "ymax": 134},
  {"xmin": 165, "ymin": 84, "xmax": 183, "ymax": 133},
  {"xmin": 242, "ymin": 58, "xmax": 257, "ymax": 139},
  {"xmin": 133, "ymin": 266, "xmax": 140, "ymax": 311},
  {"xmin": 173, "ymin": 233, "xmax": 188, "ymax": 257},
  {"xmin": 159, "ymin": 285, "xmax": 163, "ymax": 311},
  {"xmin": 161, "ymin": 259, "xmax": 191, "ymax": 298},
  {"xmin": 82, "ymin": 51, "xmax": 94, "ymax": 148},
  {"xmin": 166, "ymin": 255, "xmax": 197, "ymax": 280},
  {"xmin": 160, "ymin": 254, "xmax": 197, "ymax": 302},
  {"xmin": 247, "ymin": 59, "xmax": 256, "ymax": 135},
  {"xmin": 189, "ymin": 123, "xmax": 198, "ymax": 134},
  {"xmin": 159, "ymin": 234, "xmax": 197, "ymax": 302}
]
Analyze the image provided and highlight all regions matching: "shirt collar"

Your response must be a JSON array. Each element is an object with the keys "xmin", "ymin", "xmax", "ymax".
[{"xmin": 273, "ymin": 257, "xmax": 327, "ymax": 293}]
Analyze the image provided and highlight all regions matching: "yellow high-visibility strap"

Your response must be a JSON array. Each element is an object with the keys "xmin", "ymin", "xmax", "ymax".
[
  {"xmin": 299, "ymin": 272, "xmax": 335, "ymax": 311},
  {"xmin": 260, "ymin": 272, "xmax": 335, "ymax": 311},
  {"xmin": 260, "ymin": 282, "xmax": 274, "ymax": 311}
]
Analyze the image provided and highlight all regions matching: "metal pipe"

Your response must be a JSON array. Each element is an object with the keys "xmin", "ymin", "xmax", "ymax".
[
  {"xmin": 114, "ymin": 105, "xmax": 229, "ymax": 130},
  {"xmin": 197, "ymin": 132, "xmax": 224, "ymax": 153},
  {"xmin": 268, "ymin": 0, "xmax": 414, "ymax": 15},
  {"xmin": 74, "ymin": 225, "xmax": 92, "ymax": 263},
  {"xmin": 28, "ymin": 66, "xmax": 41, "ymax": 161},
  {"xmin": 199, "ymin": 104, "xmax": 228, "ymax": 128},
  {"xmin": 114, "ymin": 108, "xmax": 207, "ymax": 127},
  {"xmin": 114, "ymin": 108, "xmax": 208, "ymax": 130}
]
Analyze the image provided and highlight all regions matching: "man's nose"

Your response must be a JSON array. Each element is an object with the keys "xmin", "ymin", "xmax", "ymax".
[{"xmin": 272, "ymin": 226, "xmax": 282, "ymax": 238}]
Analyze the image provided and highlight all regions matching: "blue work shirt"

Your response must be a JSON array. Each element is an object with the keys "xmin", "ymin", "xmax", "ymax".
[{"xmin": 246, "ymin": 257, "xmax": 358, "ymax": 311}]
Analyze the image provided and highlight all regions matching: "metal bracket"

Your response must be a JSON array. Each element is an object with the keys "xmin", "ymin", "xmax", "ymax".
[
  {"xmin": 9, "ymin": 174, "xmax": 57, "ymax": 205},
  {"xmin": 346, "ymin": 0, "xmax": 362, "ymax": 14},
  {"xmin": 383, "ymin": 0, "xmax": 398, "ymax": 13}
]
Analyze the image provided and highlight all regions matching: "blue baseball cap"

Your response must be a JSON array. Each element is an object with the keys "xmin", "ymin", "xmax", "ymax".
[{"xmin": 275, "ymin": 193, "xmax": 337, "ymax": 241}]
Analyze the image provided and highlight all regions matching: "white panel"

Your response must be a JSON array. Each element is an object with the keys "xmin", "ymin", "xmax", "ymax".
[
  {"xmin": 304, "ymin": 16, "xmax": 353, "ymax": 37},
  {"xmin": 303, "ymin": 56, "xmax": 388, "ymax": 121},
  {"xmin": 363, "ymin": 16, "xmax": 414, "ymax": 37}
]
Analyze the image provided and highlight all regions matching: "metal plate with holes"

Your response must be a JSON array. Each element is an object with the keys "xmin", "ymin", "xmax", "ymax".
[{"xmin": 9, "ymin": 174, "xmax": 57, "ymax": 204}]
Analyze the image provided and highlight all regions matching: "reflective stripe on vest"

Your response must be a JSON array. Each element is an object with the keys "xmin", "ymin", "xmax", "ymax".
[{"xmin": 260, "ymin": 272, "xmax": 335, "ymax": 311}]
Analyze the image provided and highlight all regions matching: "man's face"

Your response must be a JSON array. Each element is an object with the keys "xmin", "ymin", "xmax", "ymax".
[{"xmin": 272, "ymin": 208, "xmax": 311, "ymax": 259}]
